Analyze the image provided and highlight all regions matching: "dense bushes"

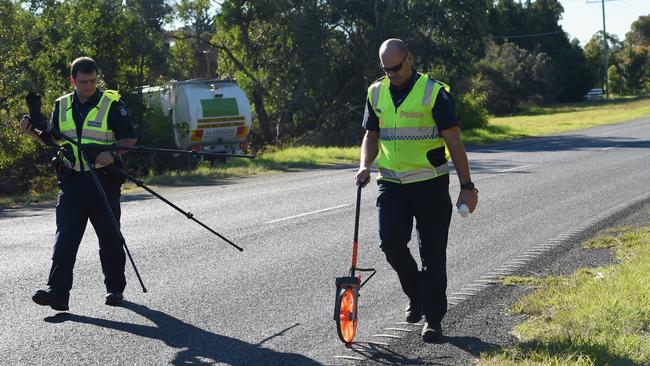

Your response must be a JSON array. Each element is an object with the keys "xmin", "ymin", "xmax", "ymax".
[{"xmin": 471, "ymin": 42, "xmax": 551, "ymax": 115}]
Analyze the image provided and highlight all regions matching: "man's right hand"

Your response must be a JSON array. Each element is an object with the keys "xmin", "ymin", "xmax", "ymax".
[
  {"xmin": 19, "ymin": 116, "xmax": 42, "ymax": 141},
  {"xmin": 355, "ymin": 167, "xmax": 371, "ymax": 187},
  {"xmin": 19, "ymin": 116, "xmax": 32, "ymax": 134}
]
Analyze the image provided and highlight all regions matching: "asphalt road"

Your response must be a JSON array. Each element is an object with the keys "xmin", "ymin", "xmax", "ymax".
[{"xmin": 1, "ymin": 118, "xmax": 649, "ymax": 365}]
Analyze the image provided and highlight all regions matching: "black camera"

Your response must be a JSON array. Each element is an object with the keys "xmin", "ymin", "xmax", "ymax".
[{"xmin": 25, "ymin": 92, "xmax": 47, "ymax": 131}]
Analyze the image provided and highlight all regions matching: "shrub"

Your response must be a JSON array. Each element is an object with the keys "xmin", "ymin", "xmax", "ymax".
[{"xmin": 455, "ymin": 91, "xmax": 488, "ymax": 130}]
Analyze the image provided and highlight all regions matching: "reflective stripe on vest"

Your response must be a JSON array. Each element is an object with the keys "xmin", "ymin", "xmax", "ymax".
[
  {"xmin": 57, "ymin": 90, "xmax": 119, "ymax": 171},
  {"xmin": 378, "ymin": 163, "xmax": 449, "ymax": 184},
  {"xmin": 370, "ymin": 82, "xmax": 382, "ymax": 108},
  {"xmin": 379, "ymin": 126, "xmax": 438, "ymax": 141},
  {"xmin": 368, "ymin": 74, "xmax": 451, "ymax": 184}
]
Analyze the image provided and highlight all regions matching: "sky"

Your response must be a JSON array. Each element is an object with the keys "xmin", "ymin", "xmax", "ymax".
[{"xmin": 559, "ymin": 0, "xmax": 650, "ymax": 46}]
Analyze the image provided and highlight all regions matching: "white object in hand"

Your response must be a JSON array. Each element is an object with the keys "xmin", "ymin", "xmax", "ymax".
[{"xmin": 458, "ymin": 203, "xmax": 470, "ymax": 218}]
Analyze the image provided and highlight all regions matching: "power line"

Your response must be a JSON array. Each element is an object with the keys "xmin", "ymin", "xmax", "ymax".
[{"xmin": 491, "ymin": 30, "xmax": 565, "ymax": 39}]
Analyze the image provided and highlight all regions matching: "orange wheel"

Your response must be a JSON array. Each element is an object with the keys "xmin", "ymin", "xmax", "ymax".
[{"xmin": 336, "ymin": 288, "xmax": 358, "ymax": 344}]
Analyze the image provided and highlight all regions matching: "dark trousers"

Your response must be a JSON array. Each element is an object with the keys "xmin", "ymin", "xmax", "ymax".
[
  {"xmin": 377, "ymin": 175, "xmax": 452, "ymax": 325},
  {"xmin": 47, "ymin": 170, "xmax": 126, "ymax": 298}
]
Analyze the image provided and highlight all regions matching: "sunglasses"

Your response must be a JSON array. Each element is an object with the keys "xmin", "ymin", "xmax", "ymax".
[{"xmin": 381, "ymin": 54, "xmax": 408, "ymax": 73}]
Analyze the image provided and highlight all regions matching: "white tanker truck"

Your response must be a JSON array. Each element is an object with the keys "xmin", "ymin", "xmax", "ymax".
[{"xmin": 143, "ymin": 79, "xmax": 252, "ymax": 155}]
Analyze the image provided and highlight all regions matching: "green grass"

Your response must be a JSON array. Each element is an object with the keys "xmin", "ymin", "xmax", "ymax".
[
  {"xmin": 0, "ymin": 190, "xmax": 58, "ymax": 207},
  {"xmin": 465, "ymin": 96, "xmax": 650, "ymax": 145},
  {"xmin": 480, "ymin": 225, "xmax": 650, "ymax": 366},
  {"xmin": 0, "ymin": 181, "xmax": 142, "ymax": 208},
  {"xmin": 145, "ymin": 146, "xmax": 359, "ymax": 186}
]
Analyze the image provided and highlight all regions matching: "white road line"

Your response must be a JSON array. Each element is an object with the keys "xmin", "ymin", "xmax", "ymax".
[
  {"xmin": 497, "ymin": 164, "xmax": 533, "ymax": 173},
  {"xmin": 264, "ymin": 204, "xmax": 351, "ymax": 224},
  {"xmin": 333, "ymin": 355, "xmax": 364, "ymax": 361},
  {"xmin": 394, "ymin": 321, "xmax": 422, "ymax": 326},
  {"xmin": 384, "ymin": 327, "xmax": 414, "ymax": 332},
  {"xmin": 364, "ymin": 341, "xmax": 390, "ymax": 346},
  {"xmin": 372, "ymin": 334, "xmax": 402, "ymax": 339},
  {"xmin": 600, "ymin": 146, "xmax": 616, "ymax": 151}
]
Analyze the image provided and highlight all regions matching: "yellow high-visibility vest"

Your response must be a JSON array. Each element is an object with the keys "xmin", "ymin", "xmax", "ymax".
[
  {"xmin": 367, "ymin": 73, "xmax": 451, "ymax": 184},
  {"xmin": 57, "ymin": 90, "xmax": 120, "ymax": 171}
]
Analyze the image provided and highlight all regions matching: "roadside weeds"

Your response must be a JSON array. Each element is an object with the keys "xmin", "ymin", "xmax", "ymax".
[{"xmin": 479, "ymin": 225, "xmax": 650, "ymax": 366}]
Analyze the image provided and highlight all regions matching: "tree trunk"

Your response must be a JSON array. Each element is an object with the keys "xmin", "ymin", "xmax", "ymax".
[{"xmin": 251, "ymin": 88, "xmax": 273, "ymax": 144}]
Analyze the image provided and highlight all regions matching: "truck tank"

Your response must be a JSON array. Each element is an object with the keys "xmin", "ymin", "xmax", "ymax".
[{"xmin": 143, "ymin": 79, "xmax": 252, "ymax": 155}]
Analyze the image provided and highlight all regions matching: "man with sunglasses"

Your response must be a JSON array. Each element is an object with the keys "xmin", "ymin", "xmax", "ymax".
[{"xmin": 355, "ymin": 38, "xmax": 478, "ymax": 342}]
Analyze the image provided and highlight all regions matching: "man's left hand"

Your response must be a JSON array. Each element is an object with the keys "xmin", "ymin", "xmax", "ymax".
[{"xmin": 457, "ymin": 189, "xmax": 478, "ymax": 213}]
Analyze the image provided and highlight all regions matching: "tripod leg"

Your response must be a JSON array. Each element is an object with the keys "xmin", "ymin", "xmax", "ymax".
[
  {"xmin": 110, "ymin": 165, "xmax": 244, "ymax": 252},
  {"xmin": 81, "ymin": 151, "xmax": 147, "ymax": 293}
]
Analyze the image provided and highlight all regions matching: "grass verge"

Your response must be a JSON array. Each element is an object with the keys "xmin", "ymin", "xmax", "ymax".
[
  {"xmin": 481, "ymin": 224, "xmax": 650, "ymax": 366},
  {"xmin": 464, "ymin": 96, "xmax": 650, "ymax": 145},
  {"xmin": 144, "ymin": 146, "xmax": 359, "ymax": 186}
]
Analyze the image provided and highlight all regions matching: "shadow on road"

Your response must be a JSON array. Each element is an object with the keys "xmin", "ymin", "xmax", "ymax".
[
  {"xmin": 44, "ymin": 301, "xmax": 323, "ymax": 366},
  {"xmin": 471, "ymin": 134, "xmax": 650, "ymax": 154},
  {"xmin": 464, "ymin": 133, "xmax": 650, "ymax": 175},
  {"xmin": 347, "ymin": 341, "xmax": 433, "ymax": 365},
  {"xmin": 0, "ymin": 191, "xmax": 155, "ymax": 218},
  {"xmin": 440, "ymin": 334, "xmax": 500, "ymax": 357},
  {"xmin": 346, "ymin": 335, "xmax": 500, "ymax": 365}
]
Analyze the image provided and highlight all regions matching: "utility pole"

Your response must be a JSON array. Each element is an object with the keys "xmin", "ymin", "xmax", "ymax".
[{"xmin": 588, "ymin": 0, "xmax": 612, "ymax": 99}]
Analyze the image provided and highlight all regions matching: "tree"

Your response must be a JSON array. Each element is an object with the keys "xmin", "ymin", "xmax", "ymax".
[
  {"xmin": 169, "ymin": 0, "xmax": 217, "ymax": 79},
  {"xmin": 584, "ymin": 31, "xmax": 622, "ymax": 89},
  {"xmin": 489, "ymin": 0, "xmax": 592, "ymax": 102},
  {"xmin": 473, "ymin": 41, "xmax": 552, "ymax": 114},
  {"xmin": 625, "ymin": 14, "xmax": 650, "ymax": 47},
  {"xmin": 618, "ymin": 46, "xmax": 650, "ymax": 94},
  {"xmin": 212, "ymin": 0, "xmax": 345, "ymax": 144},
  {"xmin": 607, "ymin": 65, "xmax": 623, "ymax": 95},
  {"xmin": 0, "ymin": 0, "xmax": 36, "ymax": 171}
]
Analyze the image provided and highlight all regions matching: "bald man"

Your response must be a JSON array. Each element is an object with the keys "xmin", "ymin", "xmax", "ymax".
[{"xmin": 355, "ymin": 38, "xmax": 478, "ymax": 342}]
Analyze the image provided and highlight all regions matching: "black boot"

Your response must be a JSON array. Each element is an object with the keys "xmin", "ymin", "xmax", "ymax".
[
  {"xmin": 421, "ymin": 321, "xmax": 443, "ymax": 342},
  {"xmin": 105, "ymin": 292, "xmax": 124, "ymax": 306},
  {"xmin": 405, "ymin": 299, "xmax": 422, "ymax": 323},
  {"xmin": 32, "ymin": 289, "xmax": 69, "ymax": 311}
]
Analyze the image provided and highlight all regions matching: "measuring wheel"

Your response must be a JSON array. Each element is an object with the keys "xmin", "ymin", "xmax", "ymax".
[{"xmin": 333, "ymin": 185, "xmax": 376, "ymax": 345}]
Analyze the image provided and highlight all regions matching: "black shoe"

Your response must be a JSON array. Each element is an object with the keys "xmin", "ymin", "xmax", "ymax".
[
  {"xmin": 405, "ymin": 301, "xmax": 422, "ymax": 323},
  {"xmin": 105, "ymin": 292, "xmax": 124, "ymax": 306},
  {"xmin": 32, "ymin": 289, "xmax": 69, "ymax": 311},
  {"xmin": 421, "ymin": 321, "xmax": 443, "ymax": 342}
]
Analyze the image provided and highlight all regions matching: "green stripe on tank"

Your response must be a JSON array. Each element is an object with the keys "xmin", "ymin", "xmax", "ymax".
[{"xmin": 200, "ymin": 98, "xmax": 239, "ymax": 117}]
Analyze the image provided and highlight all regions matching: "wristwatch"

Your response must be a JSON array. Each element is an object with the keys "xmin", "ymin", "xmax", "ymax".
[
  {"xmin": 460, "ymin": 181, "xmax": 478, "ymax": 193},
  {"xmin": 110, "ymin": 150, "xmax": 120, "ymax": 159}
]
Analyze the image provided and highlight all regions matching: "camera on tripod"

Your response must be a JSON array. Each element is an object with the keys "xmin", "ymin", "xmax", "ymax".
[
  {"xmin": 24, "ymin": 92, "xmax": 75, "ymax": 173},
  {"xmin": 25, "ymin": 92, "xmax": 47, "ymax": 131}
]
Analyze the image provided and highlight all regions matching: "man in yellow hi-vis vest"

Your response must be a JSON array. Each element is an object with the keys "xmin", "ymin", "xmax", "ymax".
[
  {"xmin": 355, "ymin": 39, "xmax": 478, "ymax": 342},
  {"xmin": 19, "ymin": 57, "xmax": 137, "ymax": 311}
]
